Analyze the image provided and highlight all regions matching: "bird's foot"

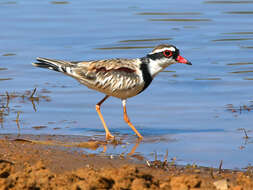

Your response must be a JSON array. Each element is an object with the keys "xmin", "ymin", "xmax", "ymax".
[
  {"xmin": 106, "ymin": 133, "xmax": 115, "ymax": 140},
  {"xmin": 137, "ymin": 135, "xmax": 143, "ymax": 141}
]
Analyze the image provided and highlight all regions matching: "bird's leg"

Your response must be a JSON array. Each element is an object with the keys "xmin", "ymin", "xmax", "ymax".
[
  {"xmin": 122, "ymin": 99, "xmax": 143, "ymax": 139},
  {"xmin": 96, "ymin": 95, "xmax": 114, "ymax": 140}
]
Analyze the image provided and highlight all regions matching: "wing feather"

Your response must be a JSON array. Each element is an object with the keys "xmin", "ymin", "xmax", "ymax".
[{"xmin": 72, "ymin": 58, "xmax": 141, "ymax": 91}]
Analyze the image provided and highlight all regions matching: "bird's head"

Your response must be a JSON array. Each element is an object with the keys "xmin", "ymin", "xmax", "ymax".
[{"xmin": 147, "ymin": 44, "xmax": 192, "ymax": 67}]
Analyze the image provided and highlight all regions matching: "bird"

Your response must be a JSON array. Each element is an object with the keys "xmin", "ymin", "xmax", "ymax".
[{"xmin": 32, "ymin": 44, "xmax": 192, "ymax": 140}]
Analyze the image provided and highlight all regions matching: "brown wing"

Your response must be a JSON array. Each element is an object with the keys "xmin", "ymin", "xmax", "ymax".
[{"xmin": 72, "ymin": 58, "xmax": 142, "ymax": 92}]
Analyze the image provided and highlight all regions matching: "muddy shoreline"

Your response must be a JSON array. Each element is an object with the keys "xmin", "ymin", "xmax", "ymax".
[{"xmin": 0, "ymin": 135, "xmax": 252, "ymax": 190}]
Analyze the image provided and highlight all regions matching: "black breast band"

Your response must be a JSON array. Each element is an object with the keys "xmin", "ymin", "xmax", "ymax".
[{"xmin": 139, "ymin": 57, "xmax": 153, "ymax": 94}]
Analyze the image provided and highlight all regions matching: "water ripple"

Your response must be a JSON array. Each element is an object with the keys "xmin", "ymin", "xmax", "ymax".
[
  {"xmin": 230, "ymin": 70, "xmax": 253, "ymax": 74},
  {"xmin": 2, "ymin": 53, "xmax": 16, "ymax": 56},
  {"xmin": 213, "ymin": 38, "xmax": 253, "ymax": 41},
  {"xmin": 149, "ymin": 18, "xmax": 211, "ymax": 22},
  {"xmin": 95, "ymin": 46, "xmax": 154, "ymax": 50},
  {"xmin": 195, "ymin": 78, "xmax": 222, "ymax": 80},
  {"xmin": 0, "ymin": 78, "xmax": 12, "ymax": 81},
  {"xmin": 225, "ymin": 11, "xmax": 253, "ymax": 14},
  {"xmin": 138, "ymin": 12, "xmax": 202, "ymax": 16},
  {"xmin": 51, "ymin": 1, "xmax": 69, "ymax": 4},
  {"xmin": 223, "ymin": 32, "xmax": 253, "ymax": 35},
  {"xmin": 227, "ymin": 62, "xmax": 253, "ymax": 66},
  {"xmin": 205, "ymin": 1, "xmax": 253, "ymax": 4},
  {"xmin": 119, "ymin": 38, "xmax": 172, "ymax": 43}
]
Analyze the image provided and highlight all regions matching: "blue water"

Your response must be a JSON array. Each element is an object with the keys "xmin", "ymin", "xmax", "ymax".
[{"xmin": 1, "ymin": 0, "xmax": 253, "ymax": 169}]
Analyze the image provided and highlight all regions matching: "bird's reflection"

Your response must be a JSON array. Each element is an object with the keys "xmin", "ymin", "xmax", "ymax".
[{"xmin": 102, "ymin": 139, "xmax": 140, "ymax": 156}]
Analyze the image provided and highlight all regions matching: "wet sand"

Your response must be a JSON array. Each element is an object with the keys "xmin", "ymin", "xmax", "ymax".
[{"xmin": 0, "ymin": 135, "xmax": 252, "ymax": 190}]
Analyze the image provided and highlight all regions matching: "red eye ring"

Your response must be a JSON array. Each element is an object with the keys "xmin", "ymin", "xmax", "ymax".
[{"xmin": 163, "ymin": 50, "xmax": 173, "ymax": 57}]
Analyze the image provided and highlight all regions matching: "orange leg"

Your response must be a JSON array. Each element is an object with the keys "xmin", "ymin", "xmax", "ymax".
[
  {"xmin": 96, "ymin": 95, "xmax": 114, "ymax": 140},
  {"xmin": 122, "ymin": 99, "xmax": 143, "ymax": 139}
]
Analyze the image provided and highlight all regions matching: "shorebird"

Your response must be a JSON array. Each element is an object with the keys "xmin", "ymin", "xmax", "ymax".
[{"xmin": 33, "ymin": 44, "xmax": 191, "ymax": 140}]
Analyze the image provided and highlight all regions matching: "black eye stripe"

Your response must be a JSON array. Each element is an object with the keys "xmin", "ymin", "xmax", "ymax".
[
  {"xmin": 147, "ymin": 51, "xmax": 175, "ymax": 60},
  {"xmin": 147, "ymin": 52, "xmax": 164, "ymax": 60}
]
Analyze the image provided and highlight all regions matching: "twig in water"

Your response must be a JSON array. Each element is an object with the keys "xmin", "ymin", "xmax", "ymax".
[
  {"xmin": 15, "ymin": 111, "xmax": 21, "ymax": 136},
  {"xmin": 243, "ymin": 128, "xmax": 249, "ymax": 139},
  {"xmin": 31, "ymin": 99, "xmax": 37, "ymax": 112},
  {"xmin": 5, "ymin": 91, "xmax": 9, "ymax": 108},
  {"xmin": 164, "ymin": 149, "xmax": 168, "ymax": 162},
  {"xmin": 218, "ymin": 160, "xmax": 223, "ymax": 174},
  {"xmin": 16, "ymin": 111, "xmax": 20, "ymax": 123},
  {"xmin": 29, "ymin": 88, "xmax": 37, "ymax": 99},
  {"xmin": 154, "ymin": 151, "xmax": 157, "ymax": 161}
]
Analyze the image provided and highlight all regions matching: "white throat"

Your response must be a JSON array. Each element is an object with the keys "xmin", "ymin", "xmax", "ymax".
[{"xmin": 148, "ymin": 58, "xmax": 171, "ymax": 78}]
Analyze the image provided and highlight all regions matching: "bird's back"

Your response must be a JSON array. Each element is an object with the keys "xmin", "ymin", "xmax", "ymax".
[{"xmin": 33, "ymin": 57, "xmax": 146, "ymax": 99}]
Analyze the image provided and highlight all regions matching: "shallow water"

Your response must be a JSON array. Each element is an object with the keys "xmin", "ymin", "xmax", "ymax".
[{"xmin": 1, "ymin": 0, "xmax": 253, "ymax": 169}]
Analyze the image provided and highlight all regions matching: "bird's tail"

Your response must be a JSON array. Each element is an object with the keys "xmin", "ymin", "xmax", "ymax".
[{"xmin": 32, "ymin": 57, "xmax": 72, "ymax": 73}]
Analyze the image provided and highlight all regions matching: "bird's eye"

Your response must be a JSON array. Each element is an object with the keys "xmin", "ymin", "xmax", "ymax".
[{"xmin": 163, "ymin": 50, "xmax": 173, "ymax": 57}]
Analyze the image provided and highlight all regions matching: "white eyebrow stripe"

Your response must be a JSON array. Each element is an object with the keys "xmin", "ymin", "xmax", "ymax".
[{"xmin": 150, "ymin": 47, "xmax": 176, "ymax": 54}]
